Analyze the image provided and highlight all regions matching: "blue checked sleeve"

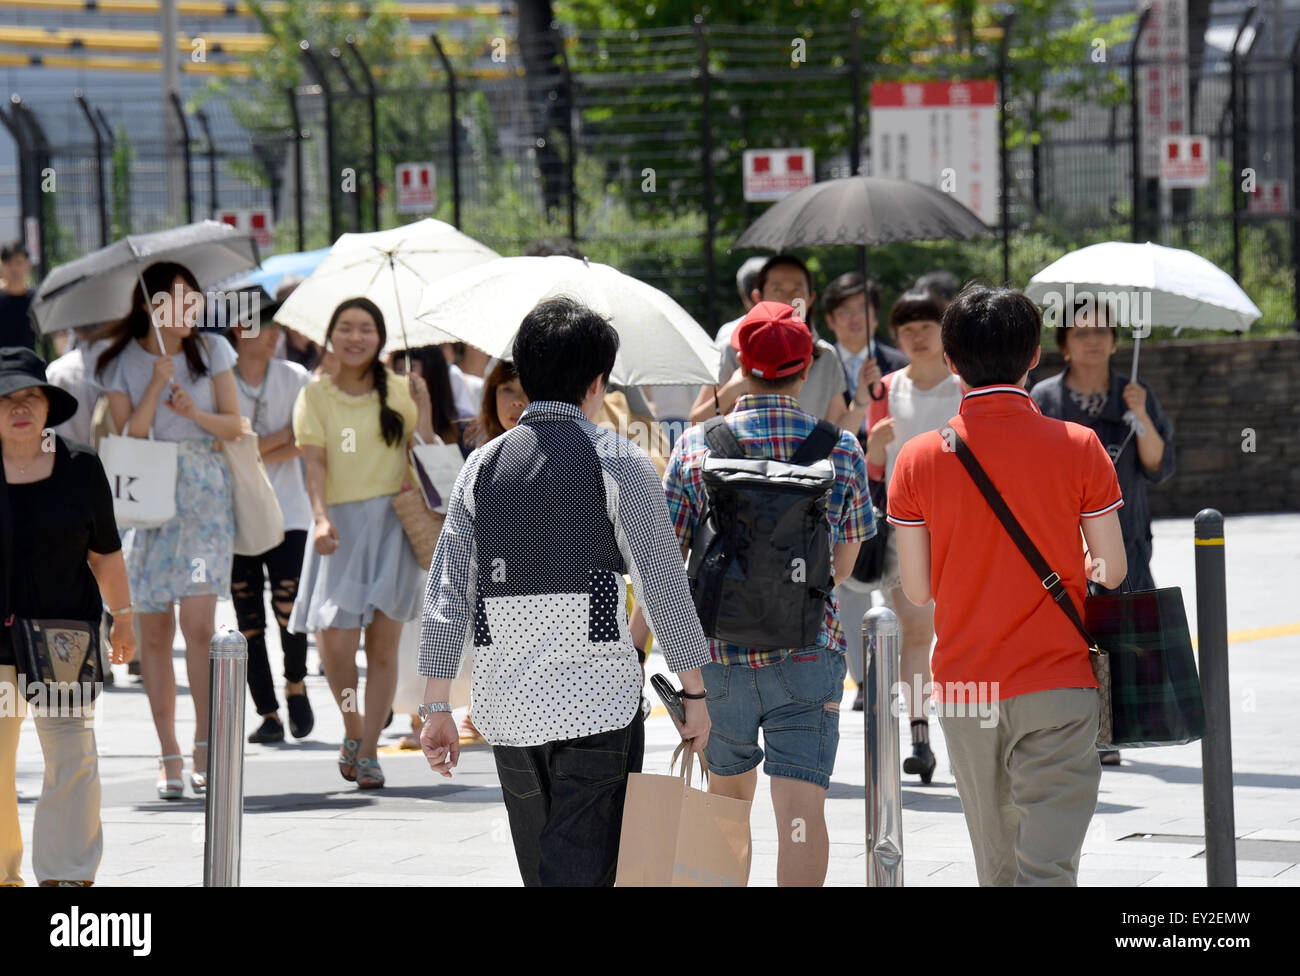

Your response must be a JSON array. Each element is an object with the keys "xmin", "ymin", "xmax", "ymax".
[
  {"xmin": 834, "ymin": 435, "xmax": 875, "ymax": 545},
  {"xmin": 611, "ymin": 449, "xmax": 712, "ymax": 674},
  {"xmin": 418, "ymin": 448, "xmax": 482, "ymax": 680}
]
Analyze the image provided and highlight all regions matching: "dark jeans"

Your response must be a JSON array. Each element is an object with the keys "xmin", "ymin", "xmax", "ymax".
[
  {"xmin": 492, "ymin": 712, "xmax": 645, "ymax": 887},
  {"xmin": 230, "ymin": 530, "xmax": 308, "ymax": 716}
]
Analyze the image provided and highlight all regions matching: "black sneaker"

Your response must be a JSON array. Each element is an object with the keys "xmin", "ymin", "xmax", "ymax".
[
  {"xmin": 903, "ymin": 741, "xmax": 937, "ymax": 784},
  {"xmin": 286, "ymin": 692, "xmax": 315, "ymax": 739},
  {"xmin": 852, "ymin": 685, "xmax": 865, "ymax": 712},
  {"xmin": 248, "ymin": 716, "xmax": 285, "ymax": 745}
]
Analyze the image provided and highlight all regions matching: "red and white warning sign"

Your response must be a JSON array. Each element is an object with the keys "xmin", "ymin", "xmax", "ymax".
[
  {"xmin": 1160, "ymin": 136, "xmax": 1210, "ymax": 188},
  {"xmin": 217, "ymin": 209, "xmax": 274, "ymax": 249},
  {"xmin": 1248, "ymin": 179, "xmax": 1289, "ymax": 214},
  {"xmin": 395, "ymin": 162, "xmax": 436, "ymax": 214},
  {"xmin": 742, "ymin": 148, "xmax": 815, "ymax": 202},
  {"xmin": 869, "ymin": 80, "xmax": 999, "ymax": 224}
]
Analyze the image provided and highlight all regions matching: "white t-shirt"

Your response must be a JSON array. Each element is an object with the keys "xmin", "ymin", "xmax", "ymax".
[
  {"xmin": 100, "ymin": 332, "xmax": 239, "ymax": 442},
  {"xmin": 645, "ymin": 385, "xmax": 697, "ymax": 420},
  {"xmin": 234, "ymin": 357, "xmax": 313, "ymax": 532},
  {"xmin": 448, "ymin": 363, "xmax": 483, "ymax": 419},
  {"xmin": 46, "ymin": 339, "xmax": 111, "ymax": 446},
  {"xmin": 879, "ymin": 370, "xmax": 963, "ymax": 487}
]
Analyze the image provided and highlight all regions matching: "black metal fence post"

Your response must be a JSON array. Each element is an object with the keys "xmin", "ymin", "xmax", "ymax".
[
  {"xmin": 74, "ymin": 90, "xmax": 109, "ymax": 247},
  {"xmin": 1194, "ymin": 509, "xmax": 1237, "ymax": 887},
  {"xmin": 0, "ymin": 98, "xmax": 34, "ymax": 263},
  {"xmin": 996, "ymin": 12, "xmax": 1016, "ymax": 285},
  {"xmin": 194, "ymin": 107, "xmax": 217, "ymax": 219},
  {"xmin": 694, "ymin": 14, "xmax": 717, "ymax": 334},
  {"xmin": 555, "ymin": 25, "xmax": 577, "ymax": 243},
  {"xmin": 14, "ymin": 99, "xmax": 51, "ymax": 274},
  {"xmin": 850, "ymin": 9, "xmax": 869, "ymax": 289},
  {"xmin": 345, "ymin": 37, "xmax": 381, "ymax": 232},
  {"xmin": 430, "ymin": 35, "xmax": 461, "ymax": 230},
  {"xmin": 329, "ymin": 47, "xmax": 364, "ymax": 233},
  {"xmin": 285, "ymin": 86, "xmax": 306, "ymax": 252},
  {"xmin": 300, "ymin": 41, "xmax": 338, "ymax": 243},
  {"xmin": 168, "ymin": 92, "xmax": 193, "ymax": 224},
  {"xmin": 1130, "ymin": 6, "xmax": 1151, "ymax": 243},
  {"xmin": 1291, "ymin": 29, "xmax": 1300, "ymax": 328},
  {"xmin": 1229, "ymin": 5, "xmax": 1258, "ymax": 284}
]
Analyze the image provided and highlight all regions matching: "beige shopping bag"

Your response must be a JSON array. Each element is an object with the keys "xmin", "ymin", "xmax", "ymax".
[{"xmin": 615, "ymin": 742, "xmax": 752, "ymax": 887}]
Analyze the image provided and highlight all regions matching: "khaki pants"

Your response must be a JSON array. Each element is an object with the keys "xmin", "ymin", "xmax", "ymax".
[
  {"xmin": 939, "ymin": 687, "xmax": 1101, "ymax": 887},
  {"xmin": 0, "ymin": 665, "xmax": 103, "ymax": 886}
]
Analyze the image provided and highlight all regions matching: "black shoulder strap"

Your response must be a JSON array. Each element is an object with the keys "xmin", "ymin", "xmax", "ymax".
[
  {"xmin": 790, "ymin": 419, "xmax": 840, "ymax": 466},
  {"xmin": 701, "ymin": 415, "xmax": 749, "ymax": 459},
  {"xmin": 946, "ymin": 425, "xmax": 1097, "ymax": 647}
]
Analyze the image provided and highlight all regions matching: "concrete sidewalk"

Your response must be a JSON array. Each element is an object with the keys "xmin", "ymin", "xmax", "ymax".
[{"xmin": 10, "ymin": 513, "xmax": 1300, "ymax": 886}]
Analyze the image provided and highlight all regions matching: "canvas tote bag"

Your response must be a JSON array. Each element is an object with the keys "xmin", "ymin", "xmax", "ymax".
[
  {"xmin": 615, "ymin": 741, "xmax": 753, "ymax": 887},
  {"xmin": 222, "ymin": 415, "xmax": 285, "ymax": 556},
  {"xmin": 100, "ymin": 428, "xmax": 177, "ymax": 529}
]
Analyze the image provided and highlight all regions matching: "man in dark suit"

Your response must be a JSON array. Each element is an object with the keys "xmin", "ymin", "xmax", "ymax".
[{"xmin": 823, "ymin": 272, "xmax": 908, "ymax": 442}]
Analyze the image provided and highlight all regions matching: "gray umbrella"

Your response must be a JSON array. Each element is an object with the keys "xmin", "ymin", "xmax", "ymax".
[
  {"xmin": 733, "ymin": 175, "xmax": 990, "ymax": 250},
  {"xmin": 30, "ymin": 220, "xmax": 259, "ymax": 335}
]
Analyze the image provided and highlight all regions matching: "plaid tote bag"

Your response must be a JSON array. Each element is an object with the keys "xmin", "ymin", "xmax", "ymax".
[
  {"xmin": 948, "ymin": 428, "xmax": 1206, "ymax": 750},
  {"xmin": 1083, "ymin": 587, "xmax": 1205, "ymax": 747}
]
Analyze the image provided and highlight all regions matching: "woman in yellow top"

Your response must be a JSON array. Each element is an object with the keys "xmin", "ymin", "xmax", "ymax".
[{"xmin": 288, "ymin": 297, "xmax": 434, "ymax": 789}]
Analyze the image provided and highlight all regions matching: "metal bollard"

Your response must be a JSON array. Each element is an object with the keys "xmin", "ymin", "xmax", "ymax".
[
  {"xmin": 863, "ymin": 607, "xmax": 903, "ymax": 887},
  {"xmin": 1194, "ymin": 509, "xmax": 1236, "ymax": 886},
  {"xmin": 204, "ymin": 629, "xmax": 248, "ymax": 887}
]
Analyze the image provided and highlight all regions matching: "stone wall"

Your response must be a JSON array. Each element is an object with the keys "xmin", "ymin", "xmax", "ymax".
[{"xmin": 1026, "ymin": 334, "xmax": 1300, "ymax": 518}]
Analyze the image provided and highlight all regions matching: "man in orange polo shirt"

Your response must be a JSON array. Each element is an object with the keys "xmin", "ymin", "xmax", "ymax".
[{"xmin": 887, "ymin": 285, "xmax": 1127, "ymax": 886}]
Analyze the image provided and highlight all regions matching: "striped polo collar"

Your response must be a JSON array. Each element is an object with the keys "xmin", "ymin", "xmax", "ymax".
[{"xmin": 958, "ymin": 384, "xmax": 1042, "ymax": 415}]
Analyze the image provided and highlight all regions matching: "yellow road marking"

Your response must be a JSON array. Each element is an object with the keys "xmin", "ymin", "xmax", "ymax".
[
  {"xmin": 1192, "ymin": 621, "xmax": 1300, "ymax": 648},
  {"xmin": 1194, "ymin": 538, "xmax": 1225, "ymax": 546}
]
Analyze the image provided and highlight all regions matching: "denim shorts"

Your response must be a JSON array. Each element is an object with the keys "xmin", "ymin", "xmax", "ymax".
[{"xmin": 701, "ymin": 645, "xmax": 847, "ymax": 790}]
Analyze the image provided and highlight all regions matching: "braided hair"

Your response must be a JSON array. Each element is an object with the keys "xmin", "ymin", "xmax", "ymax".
[{"xmin": 325, "ymin": 297, "xmax": 404, "ymax": 447}]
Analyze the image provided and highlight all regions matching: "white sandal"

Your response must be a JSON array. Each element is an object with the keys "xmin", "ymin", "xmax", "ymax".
[
  {"xmin": 157, "ymin": 754, "xmax": 183, "ymax": 800},
  {"xmin": 189, "ymin": 740, "xmax": 207, "ymax": 794}
]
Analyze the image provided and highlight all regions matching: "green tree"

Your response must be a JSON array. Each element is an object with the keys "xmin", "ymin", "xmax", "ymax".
[{"xmin": 111, "ymin": 123, "xmax": 134, "ymax": 239}]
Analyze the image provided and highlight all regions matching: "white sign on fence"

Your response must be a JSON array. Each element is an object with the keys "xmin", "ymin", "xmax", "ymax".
[
  {"xmin": 1248, "ymin": 179, "xmax": 1289, "ymax": 214},
  {"xmin": 1160, "ymin": 136, "xmax": 1210, "ymax": 188},
  {"xmin": 217, "ymin": 209, "xmax": 274, "ymax": 249},
  {"xmin": 869, "ymin": 79, "xmax": 999, "ymax": 224},
  {"xmin": 395, "ymin": 162, "xmax": 436, "ymax": 214},
  {"xmin": 742, "ymin": 148, "xmax": 815, "ymax": 202},
  {"xmin": 1138, "ymin": 0, "xmax": 1190, "ymax": 175}
]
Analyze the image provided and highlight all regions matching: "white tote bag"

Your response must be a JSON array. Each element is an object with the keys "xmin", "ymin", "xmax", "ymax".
[
  {"xmin": 408, "ymin": 433, "xmax": 465, "ymax": 514},
  {"xmin": 99, "ymin": 431, "xmax": 178, "ymax": 529}
]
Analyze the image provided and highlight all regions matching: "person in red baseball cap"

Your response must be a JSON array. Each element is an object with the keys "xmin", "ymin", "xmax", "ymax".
[
  {"xmin": 662, "ymin": 299, "xmax": 873, "ymax": 887},
  {"xmin": 730, "ymin": 300, "xmax": 814, "ymax": 381}
]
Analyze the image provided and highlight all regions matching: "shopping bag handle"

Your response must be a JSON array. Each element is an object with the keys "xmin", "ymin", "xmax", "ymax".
[{"xmin": 671, "ymin": 739, "xmax": 709, "ymax": 788}]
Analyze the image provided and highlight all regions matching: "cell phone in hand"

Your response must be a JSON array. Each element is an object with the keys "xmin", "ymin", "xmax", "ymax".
[{"xmin": 650, "ymin": 673, "xmax": 685, "ymax": 727}]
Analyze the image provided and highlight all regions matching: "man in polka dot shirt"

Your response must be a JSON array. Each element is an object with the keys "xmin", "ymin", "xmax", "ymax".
[{"xmin": 417, "ymin": 297, "xmax": 713, "ymax": 887}]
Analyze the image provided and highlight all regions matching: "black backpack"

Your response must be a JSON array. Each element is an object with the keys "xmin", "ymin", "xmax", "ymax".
[{"xmin": 686, "ymin": 416, "xmax": 839, "ymax": 651}]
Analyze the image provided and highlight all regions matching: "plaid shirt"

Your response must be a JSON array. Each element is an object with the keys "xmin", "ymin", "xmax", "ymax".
[{"xmin": 663, "ymin": 393, "xmax": 874, "ymax": 667}]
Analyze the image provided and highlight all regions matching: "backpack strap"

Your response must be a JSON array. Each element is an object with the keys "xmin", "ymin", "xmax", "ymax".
[
  {"xmin": 701, "ymin": 415, "xmax": 750, "ymax": 459},
  {"xmin": 790, "ymin": 419, "xmax": 841, "ymax": 466}
]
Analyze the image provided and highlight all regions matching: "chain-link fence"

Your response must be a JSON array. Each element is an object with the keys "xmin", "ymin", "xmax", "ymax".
[{"xmin": 3, "ymin": 16, "xmax": 1297, "ymax": 333}]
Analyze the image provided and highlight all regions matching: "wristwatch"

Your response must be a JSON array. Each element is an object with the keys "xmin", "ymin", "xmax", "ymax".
[{"xmin": 417, "ymin": 701, "xmax": 453, "ymax": 721}]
